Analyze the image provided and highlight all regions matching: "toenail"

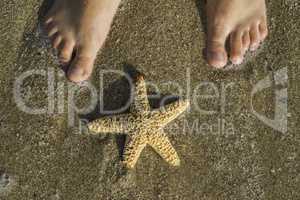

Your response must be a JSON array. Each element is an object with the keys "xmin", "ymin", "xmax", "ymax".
[
  {"xmin": 232, "ymin": 56, "xmax": 243, "ymax": 65},
  {"xmin": 208, "ymin": 51, "xmax": 225, "ymax": 62},
  {"xmin": 70, "ymin": 67, "xmax": 85, "ymax": 76},
  {"xmin": 250, "ymin": 43, "xmax": 259, "ymax": 51},
  {"xmin": 45, "ymin": 18, "xmax": 53, "ymax": 24},
  {"xmin": 59, "ymin": 56, "xmax": 68, "ymax": 62},
  {"xmin": 207, "ymin": 51, "xmax": 227, "ymax": 68}
]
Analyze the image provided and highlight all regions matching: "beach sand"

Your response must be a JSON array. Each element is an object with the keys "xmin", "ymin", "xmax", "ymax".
[{"xmin": 0, "ymin": 0, "xmax": 299, "ymax": 199}]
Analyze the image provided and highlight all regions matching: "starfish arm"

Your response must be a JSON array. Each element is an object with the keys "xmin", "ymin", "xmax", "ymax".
[
  {"xmin": 88, "ymin": 114, "xmax": 133, "ymax": 134},
  {"xmin": 130, "ymin": 75, "xmax": 150, "ymax": 114},
  {"xmin": 151, "ymin": 99, "xmax": 190, "ymax": 127},
  {"xmin": 148, "ymin": 130, "xmax": 180, "ymax": 166},
  {"xmin": 123, "ymin": 134, "xmax": 147, "ymax": 169}
]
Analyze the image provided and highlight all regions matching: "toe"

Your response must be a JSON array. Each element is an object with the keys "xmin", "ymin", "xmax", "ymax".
[
  {"xmin": 46, "ymin": 23, "xmax": 58, "ymax": 37},
  {"xmin": 52, "ymin": 34, "xmax": 62, "ymax": 49},
  {"xmin": 229, "ymin": 31, "xmax": 244, "ymax": 65},
  {"xmin": 67, "ymin": 55, "xmax": 95, "ymax": 83},
  {"xmin": 242, "ymin": 30, "xmax": 250, "ymax": 53},
  {"xmin": 206, "ymin": 42, "xmax": 227, "ymax": 68},
  {"xmin": 44, "ymin": 17, "xmax": 53, "ymax": 25},
  {"xmin": 206, "ymin": 26, "xmax": 229, "ymax": 68},
  {"xmin": 249, "ymin": 23, "xmax": 260, "ymax": 51},
  {"xmin": 259, "ymin": 20, "xmax": 268, "ymax": 41},
  {"xmin": 67, "ymin": 44, "xmax": 96, "ymax": 83},
  {"xmin": 59, "ymin": 39, "xmax": 76, "ymax": 64}
]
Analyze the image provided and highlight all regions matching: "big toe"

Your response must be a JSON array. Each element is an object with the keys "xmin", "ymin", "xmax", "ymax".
[
  {"xmin": 206, "ymin": 26, "xmax": 228, "ymax": 68},
  {"xmin": 67, "ymin": 50, "xmax": 95, "ymax": 83},
  {"xmin": 206, "ymin": 41, "xmax": 228, "ymax": 68}
]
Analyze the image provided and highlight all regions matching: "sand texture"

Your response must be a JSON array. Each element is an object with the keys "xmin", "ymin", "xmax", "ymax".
[{"xmin": 0, "ymin": 0, "xmax": 299, "ymax": 200}]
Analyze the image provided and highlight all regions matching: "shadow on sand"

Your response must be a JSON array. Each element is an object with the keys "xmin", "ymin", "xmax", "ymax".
[{"xmin": 80, "ymin": 63, "xmax": 180, "ymax": 160}]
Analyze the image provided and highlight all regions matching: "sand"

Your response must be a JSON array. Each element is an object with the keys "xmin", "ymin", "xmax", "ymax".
[{"xmin": 0, "ymin": 0, "xmax": 299, "ymax": 199}]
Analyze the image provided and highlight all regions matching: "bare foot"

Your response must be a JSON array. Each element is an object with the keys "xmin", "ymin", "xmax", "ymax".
[
  {"xmin": 205, "ymin": 0, "xmax": 268, "ymax": 68},
  {"xmin": 44, "ymin": 0, "xmax": 121, "ymax": 83}
]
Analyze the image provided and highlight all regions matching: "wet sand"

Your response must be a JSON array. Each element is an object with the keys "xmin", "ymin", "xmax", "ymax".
[{"xmin": 0, "ymin": 0, "xmax": 299, "ymax": 199}]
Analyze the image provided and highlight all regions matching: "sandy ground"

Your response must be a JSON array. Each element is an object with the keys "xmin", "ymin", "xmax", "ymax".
[{"xmin": 0, "ymin": 0, "xmax": 299, "ymax": 199}]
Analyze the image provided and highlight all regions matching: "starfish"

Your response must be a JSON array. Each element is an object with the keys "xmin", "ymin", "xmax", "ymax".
[{"xmin": 88, "ymin": 75, "xmax": 190, "ymax": 169}]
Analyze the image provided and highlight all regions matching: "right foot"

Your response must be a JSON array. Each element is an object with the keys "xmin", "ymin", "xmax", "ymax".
[
  {"xmin": 44, "ymin": 0, "xmax": 121, "ymax": 83},
  {"xmin": 205, "ymin": 0, "xmax": 268, "ymax": 68}
]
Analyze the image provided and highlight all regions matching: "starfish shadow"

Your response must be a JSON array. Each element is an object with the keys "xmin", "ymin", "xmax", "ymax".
[{"xmin": 81, "ymin": 63, "xmax": 181, "ymax": 160}]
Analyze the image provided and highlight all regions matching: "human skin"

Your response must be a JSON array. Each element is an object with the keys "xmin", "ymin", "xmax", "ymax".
[{"xmin": 43, "ymin": 0, "xmax": 268, "ymax": 82}]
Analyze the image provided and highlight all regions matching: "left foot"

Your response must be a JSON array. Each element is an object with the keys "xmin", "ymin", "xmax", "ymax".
[
  {"xmin": 43, "ymin": 0, "xmax": 121, "ymax": 83},
  {"xmin": 205, "ymin": 0, "xmax": 268, "ymax": 68}
]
